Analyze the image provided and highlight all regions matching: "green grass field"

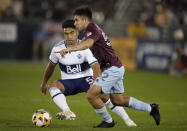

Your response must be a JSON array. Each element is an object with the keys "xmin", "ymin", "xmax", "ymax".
[{"xmin": 0, "ymin": 62, "xmax": 187, "ymax": 131}]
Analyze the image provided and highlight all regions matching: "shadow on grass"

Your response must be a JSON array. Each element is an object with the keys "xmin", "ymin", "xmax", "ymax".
[{"xmin": 1, "ymin": 119, "xmax": 82, "ymax": 130}]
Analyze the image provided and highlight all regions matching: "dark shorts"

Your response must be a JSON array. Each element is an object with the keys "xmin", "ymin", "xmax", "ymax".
[{"xmin": 58, "ymin": 76, "xmax": 93, "ymax": 96}]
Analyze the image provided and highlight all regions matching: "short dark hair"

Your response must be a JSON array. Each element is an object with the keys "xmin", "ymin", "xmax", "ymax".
[
  {"xmin": 62, "ymin": 19, "xmax": 76, "ymax": 29},
  {"xmin": 73, "ymin": 6, "xmax": 92, "ymax": 20}
]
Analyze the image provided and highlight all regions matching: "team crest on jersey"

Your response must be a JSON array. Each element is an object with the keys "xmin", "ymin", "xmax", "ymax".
[
  {"xmin": 77, "ymin": 54, "xmax": 82, "ymax": 59},
  {"xmin": 87, "ymin": 32, "xmax": 92, "ymax": 37}
]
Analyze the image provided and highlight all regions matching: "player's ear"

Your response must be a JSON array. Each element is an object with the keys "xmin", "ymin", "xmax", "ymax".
[{"xmin": 82, "ymin": 16, "xmax": 87, "ymax": 22}]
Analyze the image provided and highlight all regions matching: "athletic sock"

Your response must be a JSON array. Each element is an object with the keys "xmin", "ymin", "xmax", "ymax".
[
  {"xmin": 105, "ymin": 99, "xmax": 130, "ymax": 121},
  {"xmin": 95, "ymin": 106, "xmax": 113, "ymax": 123},
  {"xmin": 49, "ymin": 87, "xmax": 70, "ymax": 112},
  {"xmin": 128, "ymin": 97, "xmax": 151, "ymax": 112}
]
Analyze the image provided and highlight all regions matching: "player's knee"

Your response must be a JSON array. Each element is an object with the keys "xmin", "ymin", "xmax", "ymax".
[
  {"xmin": 86, "ymin": 85, "xmax": 101, "ymax": 101},
  {"xmin": 86, "ymin": 91, "xmax": 94, "ymax": 101},
  {"xmin": 48, "ymin": 82, "xmax": 57, "ymax": 88},
  {"xmin": 49, "ymin": 81, "xmax": 65, "ymax": 93},
  {"xmin": 86, "ymin": 88, "xmax": 96, "ymax": 101}
]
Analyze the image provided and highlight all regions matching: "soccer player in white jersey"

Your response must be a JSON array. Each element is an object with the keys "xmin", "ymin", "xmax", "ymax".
[{"xmin": 40, "ymin": 19, "xmax": 136, "ymax": 126}]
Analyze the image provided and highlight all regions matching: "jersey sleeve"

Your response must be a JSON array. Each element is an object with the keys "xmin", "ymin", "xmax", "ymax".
[
  {"xmin": 85, "ymin": 24, "xmax": 100, "ymax": 42},
  {"xmin": 49, "ymin": 48, "xmax": 58, "ymax": 65},
  {"xmin": 84, "ymin": 49, "xmax": 98, "ymax": 66}
]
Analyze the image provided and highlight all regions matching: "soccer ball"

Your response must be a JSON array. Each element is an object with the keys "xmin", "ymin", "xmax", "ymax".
[{"xmin": 32, "ymin": 109, "xmax": 52, "ymax": 127}]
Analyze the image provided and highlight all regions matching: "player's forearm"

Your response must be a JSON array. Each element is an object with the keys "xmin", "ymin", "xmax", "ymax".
[
  {"xmin": 41, "ymin": 63, "xmax": 55, "ymax": 84},
  {"xmin": 91, "ymin": 62, "xmax": 101, "ymax": 81},
  {"xmin": 71, "ymin": 38, "xmax": 94, "ymax": 51}
]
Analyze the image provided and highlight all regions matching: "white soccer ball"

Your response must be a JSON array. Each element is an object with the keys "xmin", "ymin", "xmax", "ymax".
[{"xmin": 32, "ymin": 109, "xmax": 52, "ymax": 127}]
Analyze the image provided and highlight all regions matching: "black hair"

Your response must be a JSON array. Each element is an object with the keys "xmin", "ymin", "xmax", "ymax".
[
  {"xmin": 73, "ymin": 6, "xmax": 92, "ymax": 21},
  {"xmin": 62, "ymin": 19, "xmax": 76, "ymax": 29}
]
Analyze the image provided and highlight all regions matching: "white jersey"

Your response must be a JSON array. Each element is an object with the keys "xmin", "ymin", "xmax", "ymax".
[{"xmin": 49, "ymin": 40, "xmax": 98, "ymax": 80}]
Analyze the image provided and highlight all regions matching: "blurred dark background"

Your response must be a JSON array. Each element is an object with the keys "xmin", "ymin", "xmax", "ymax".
[{"xmin": 0, "ymin": 0, "xmax": 187, "ymax": 75}]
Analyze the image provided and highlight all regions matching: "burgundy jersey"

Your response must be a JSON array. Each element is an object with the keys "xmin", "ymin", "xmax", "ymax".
[{"xmin": 84, "ymin": 23, "xmax": 122, "ymax": 71}]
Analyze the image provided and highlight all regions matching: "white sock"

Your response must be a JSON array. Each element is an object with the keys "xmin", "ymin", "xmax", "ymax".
[
  {"xmin": 105, "ymin": 99, "xmax": 130, "ymax": 121},
  {"xmin": 49, "ymin": 87, "xmax": 70, "ymax": 112}
]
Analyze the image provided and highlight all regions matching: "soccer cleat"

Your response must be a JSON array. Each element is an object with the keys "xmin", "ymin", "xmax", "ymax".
[
  {"xmin": 125, "ymin": 119, "xmax": 137, "ymax": 127},
  {"xmin": 150, "ymin": 103, "xmax": 160, "ymax": 125},
  {"xmin": 56, "ymin": 111, "xmax": 76, "ymax": 120},
  {"xmin": 93, "ymin": 120, "xmax": 115, "ymax": 128}
]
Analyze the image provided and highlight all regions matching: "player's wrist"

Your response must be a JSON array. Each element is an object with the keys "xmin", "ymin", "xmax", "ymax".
[{"xmin": 71, "ymin": 46, "xmax": 77, "ymax": 52}]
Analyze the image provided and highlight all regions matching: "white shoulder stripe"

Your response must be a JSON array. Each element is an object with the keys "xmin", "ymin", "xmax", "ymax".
[{"xmin": 89, "ymin": 60, "xmax": 98, "ymax": 66}]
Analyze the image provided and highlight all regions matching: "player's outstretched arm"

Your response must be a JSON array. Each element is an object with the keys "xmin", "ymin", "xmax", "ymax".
[
  {"xmin": 55, "ymin": 38, "xmax": 94, "ymax": 56},
  {"xmin": 71, "ymin": 38, "xmax": 94, "ymax": 51},
  {"xmin": 40, "ymin": 62, "xmax": 56, "ymax": 94}
]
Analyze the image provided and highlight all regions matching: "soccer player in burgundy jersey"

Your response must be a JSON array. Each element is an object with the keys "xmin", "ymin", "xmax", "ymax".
[
  {"xmin": 41, "ymin": 19, "xmax": 136, "ymax": 126},
  {"xmin": 56, "ymin": 7, "xmax": 160, "ymax": 128}
]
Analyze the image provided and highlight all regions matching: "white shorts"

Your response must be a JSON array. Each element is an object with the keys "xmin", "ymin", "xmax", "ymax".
[{"xmin": 93, "ymin": 66, "xmax": 125, "ymax": 94}]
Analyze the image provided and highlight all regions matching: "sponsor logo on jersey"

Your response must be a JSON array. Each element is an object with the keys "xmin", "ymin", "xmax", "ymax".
[{"xmin": 66, "ymin": 64, "xmax": 82, "ymax": 74}]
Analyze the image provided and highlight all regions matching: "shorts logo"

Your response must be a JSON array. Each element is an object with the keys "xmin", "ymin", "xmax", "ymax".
[{"xmin": 66, "ymin": 65, "xmax": 81, "ymax": 74}]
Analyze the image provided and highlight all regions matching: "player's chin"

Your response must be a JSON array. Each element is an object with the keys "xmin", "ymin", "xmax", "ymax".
[{"xmin": 76, "ymin": 27, "xmax": 82, "ymax": 31}]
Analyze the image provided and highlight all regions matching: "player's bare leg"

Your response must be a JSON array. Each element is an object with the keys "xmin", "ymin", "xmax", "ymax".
[
  {"xmin": 110, "ymin": 94, "xmax": 160, "ymax": 125},
  {"xmin": 87, "ymin": 85, "xmax": 104, "ymax": 109},
  {"xmin": 87, "ymin": 85, "xmax": 115, "ymax": 128},
  {"xmin": 48, "ymin": 81, "xmax": 76, "ymax": 120}
]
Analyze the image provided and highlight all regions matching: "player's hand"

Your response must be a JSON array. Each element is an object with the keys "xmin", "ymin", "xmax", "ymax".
[
  {"xmin": 40, "ymin": 83, "xmax": 47, "ymax": 94},
  {"xmin": 55, "ymin": 48, "xmax": 71, "ymax": 56}
]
